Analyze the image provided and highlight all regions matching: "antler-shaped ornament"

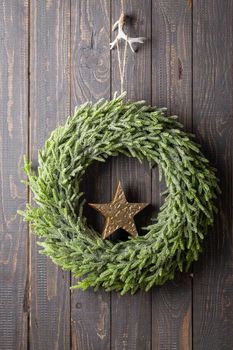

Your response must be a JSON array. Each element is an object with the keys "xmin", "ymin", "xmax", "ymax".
[{"xmin": 110, "ymin": 13, "xmax": 145, "ymax": 53}]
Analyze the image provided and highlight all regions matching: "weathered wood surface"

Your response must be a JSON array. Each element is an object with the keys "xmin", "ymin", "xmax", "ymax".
[
  {"xmin": 192, "ymin": 1, "xmax": 233, "ymax": 349},
  {"xmin": 0, "ymin": 1, "xmax": 29, "ymax": 349},
  {"xmin": 70, "ymin": 1, "xmax": 111, "ymax": 349},
  {"xmin": 0, "ymin": 0, "xmax": 232, "ymax": 349},
  {"xmin": 111, "ymin": 1, "xmax": 152, "ymax": 349},
  {"xmin": 30, "ymin": 1, "xmax": 71, "ymax": 349},
  {"xmin": 151, "ymin": 1, "xmax": 192, "ymax": 349}
]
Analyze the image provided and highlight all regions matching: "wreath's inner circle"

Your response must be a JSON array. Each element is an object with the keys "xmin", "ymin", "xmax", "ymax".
[{"xmin": 80, "ymin": 155, "xmax": 160, "ymax": 242}]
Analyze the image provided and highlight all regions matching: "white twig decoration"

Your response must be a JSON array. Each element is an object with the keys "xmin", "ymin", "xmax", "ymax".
[{"xmin": 110, "ymin": 13, "xmax": 145, "ymax": 53}]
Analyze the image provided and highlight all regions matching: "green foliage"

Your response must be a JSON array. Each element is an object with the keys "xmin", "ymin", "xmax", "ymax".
[{"xmin": 18, "ymin": 93, "xmax": 220, "ymax": 294}]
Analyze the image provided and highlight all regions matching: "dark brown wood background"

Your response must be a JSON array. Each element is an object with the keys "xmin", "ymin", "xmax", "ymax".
[{"xmin": 0, "ymin": 0, "xmax": 232, "ymax": 349}]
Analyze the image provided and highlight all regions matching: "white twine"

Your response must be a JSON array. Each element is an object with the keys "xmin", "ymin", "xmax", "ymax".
[{"xmin": 110, "ymin": 13, "xmax": 145, "ymax": 94}]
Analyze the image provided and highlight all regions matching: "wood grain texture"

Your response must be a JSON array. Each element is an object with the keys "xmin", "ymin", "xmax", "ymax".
[
  {"xmin": 111, "ymin": 1, "xmax": 152, "ymax": 349},
  {"xmin": 111, "ymin": 158, "xmax": 152, "ymax": 350},
  {"xmin": 111, "ymin": 0, "xmax": 152, "ymax": 101},
  {"xmin": 0, "ymin": 1, "xmax": 29, "ymax": 349},
  {"xmin": 70, "ymin": 1, "xmax": 111, "ymax": 349},
  {"xmin": 192, "ymin": 1, "xmax": 233, "ymax": 349},
  {"xmin": 151, "ymin": 1, "xmax": 192, "ymax": 349},
  {"xmin": 29, "ymin": 1, "xmax": 71, "ymax": 349},
  {"xmin": 1, "ymin": 1, "xmax": 233, "ymax": 349}
]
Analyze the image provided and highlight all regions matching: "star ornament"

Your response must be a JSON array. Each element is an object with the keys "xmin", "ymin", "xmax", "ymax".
[{"xmin": 88, "ymin": 181, "xmax": 149, "ymax": 239}]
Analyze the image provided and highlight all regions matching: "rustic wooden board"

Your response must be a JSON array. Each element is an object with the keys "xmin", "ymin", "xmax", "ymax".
[
  {"xmin": 0, "ymin": 1, "xmax": 29, "ymax": 349},
  {"xmin": 111, "ymin": 1, "xmax": 152, "ymax": 349},
  {"xmin": 0, "ymin": 1, "xmax": 28, "ymax": 350},
  {"xmin": 70, "ymin": 1, "xmax": 111, "ymax": 349},
  {"xmin": 1, "ymin": 0, "xmax": 233, "ymax": 349},
  {"xmin": 193, "ymin": 1, "xmax": 233, "ymax": 349},
  {"xmin": 151, "ymin": 1, "xmax": 192, "ymax": 349},
  {"xmin": 29, "ymin": 1, "xmax": 71, "ymax": 349}
]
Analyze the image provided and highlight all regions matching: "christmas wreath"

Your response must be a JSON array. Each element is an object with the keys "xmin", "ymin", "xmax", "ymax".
[{"xmin": 19, "ymin": 94, "xmax": 219, "ymax": 294}]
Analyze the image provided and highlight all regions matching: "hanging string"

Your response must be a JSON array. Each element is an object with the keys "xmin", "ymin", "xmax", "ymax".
[
  {"xmin": 110, "ymin": 13, "xmax": 145, "ymax": 95},
  {"xmin": 116, "ymin": 34, "xmax": 128, "ymax": 94},
  {"xmin": 119, "ymin": 1, "xmax": 125, "ymax": 93}
]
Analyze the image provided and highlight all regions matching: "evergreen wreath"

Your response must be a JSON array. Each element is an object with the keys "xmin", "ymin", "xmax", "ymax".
[{"xmin": 19, "ymin": 94, "xmax": 219, "ymax": 295}]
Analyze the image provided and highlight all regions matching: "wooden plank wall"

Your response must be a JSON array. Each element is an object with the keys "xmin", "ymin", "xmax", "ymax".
[
  {"xmin": 151, "ymin": 1, "xmax": 192, "ymax": 348},
  {"xmin": 70, "ymin": 1, "xmax": 111, "ymax": 349},
  {"xmin": 111, "ymin": 2, "xmax": 152, "ymax": 350},
  {"xmin": 30, "ymin": 1, "xmax": 71, "ymax": 349},
  {"xmin": 192, "ymin": 1, "xmax": 233, "ymax": 349},
  {"xmin": 0, "ymin": 1, "xmax": 28, "ymax": 349},
  {"xmin": 0, "ymin": 0, "xmax": 232, "ymax": 349}
]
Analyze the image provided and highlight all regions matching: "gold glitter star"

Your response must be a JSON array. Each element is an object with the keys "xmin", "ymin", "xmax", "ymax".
[{"xmin": 88, "ymin": 181, "xmax": 149, "ymax": 239}]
